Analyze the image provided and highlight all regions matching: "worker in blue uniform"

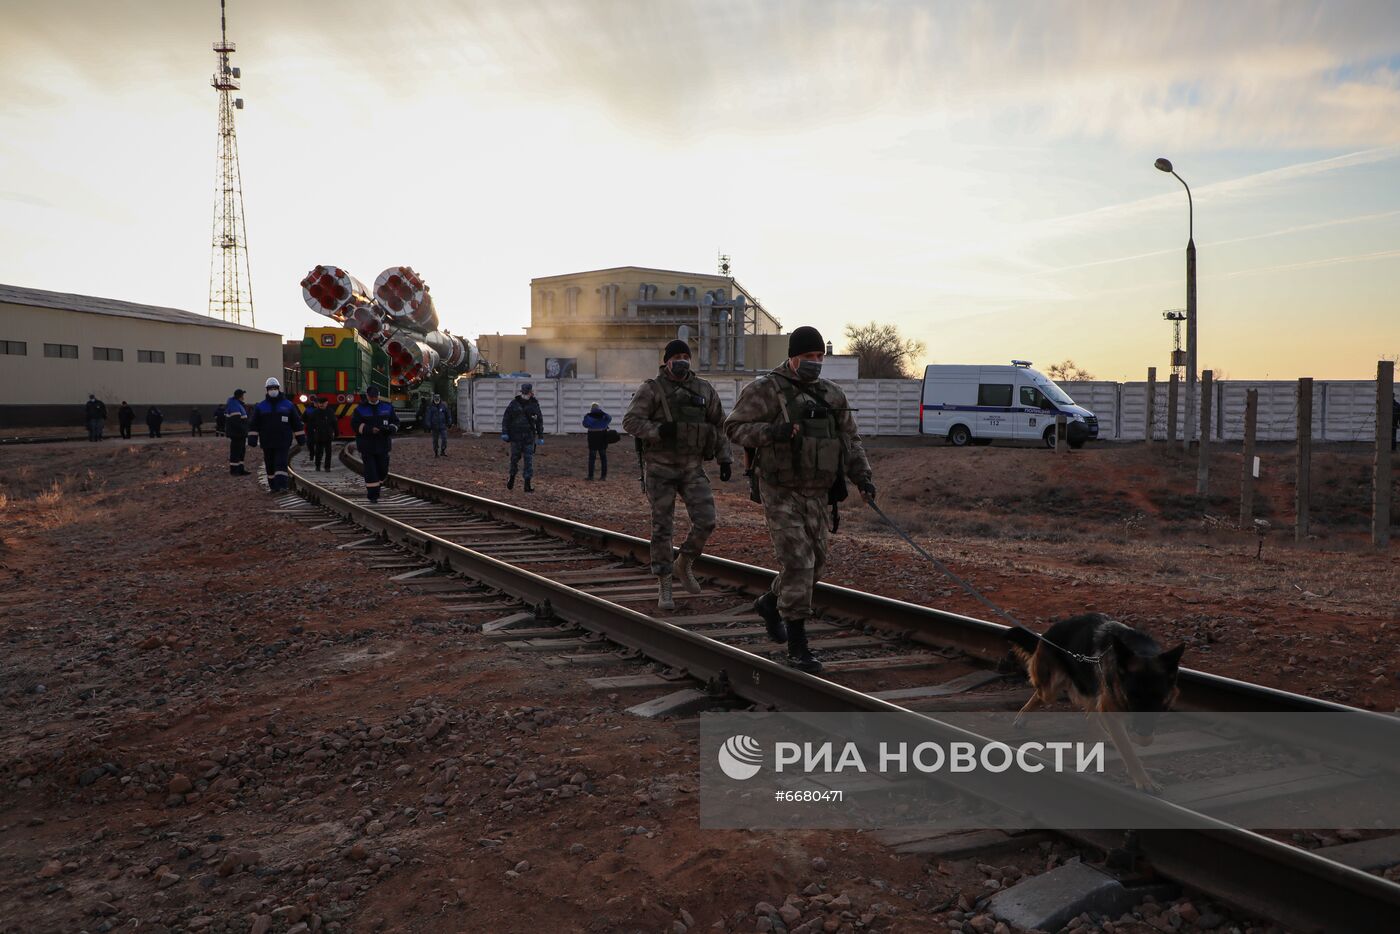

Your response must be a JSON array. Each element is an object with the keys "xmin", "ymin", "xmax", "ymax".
[
  {"xmin": 246, "ymin": 377, "xmax": 306, "ymax": 492},
  {"xmin": 351, "ymin": 385, "xmax": 400, "ymax": 502},
  {"xmin": 224, "ymin": 388, "xmax": 250, "ymax": 475},
  {"xmin": 424, "ymin": 393, "xmax": 452, "ymax": 457}
]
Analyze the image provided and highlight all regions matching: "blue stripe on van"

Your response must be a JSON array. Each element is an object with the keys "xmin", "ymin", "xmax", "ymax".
[{"xmin": 923, "ymin": 404, "xmax": 1039, "ymax": 414}]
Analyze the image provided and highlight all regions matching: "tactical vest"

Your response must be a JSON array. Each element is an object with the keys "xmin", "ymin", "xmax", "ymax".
[
  {"xmin": 759, "ymin": 377, "xmax": 842, "ymax": 487},
  {"xmin": 650, "ymin": 379, "xmax": 718, "ymax": 458}
]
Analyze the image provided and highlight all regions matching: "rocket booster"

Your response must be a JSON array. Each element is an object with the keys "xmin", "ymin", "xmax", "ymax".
[{"xmin": 300, "ymin": 263, "xmax": 478, "ymax": 388}]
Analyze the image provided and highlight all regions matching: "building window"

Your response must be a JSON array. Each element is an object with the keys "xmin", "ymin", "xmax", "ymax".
[
  {"xmin": 246, "ymin": 357, "xmax": 258, "ymax": 368},
  {"xmin": 0, "ymin": 340, "xmax": 25, "ymax": 355},
  {"xmin": 44, "ymin": 343, "xmax": 78, "ymax": 359},
  {"xmin": 212, "ymin": 354, "xmax": 234, "ymax": 367},
  {"xmin": 519, "ymin": 345, "xmax": 526, "ymax": 360},
  {"xmin": 93, "ymin": 346, "xmax": 124, "ymax": 362},
  {"xmin": 138, "ymin": 349, "xmax": 165, "ymax": 363},
  {"xmin": 176, "ymin": 352, "xmax": 201, "ymax": 366}
]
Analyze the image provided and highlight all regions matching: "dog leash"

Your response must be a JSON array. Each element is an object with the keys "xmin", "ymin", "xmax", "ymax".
[{"xmin": 865, "ymin": 499, "xmax": 1104, "ymax": 664}]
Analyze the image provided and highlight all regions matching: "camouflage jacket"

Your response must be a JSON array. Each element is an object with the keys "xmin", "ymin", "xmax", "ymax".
[
  {"xmin": 623, "ymin": 367, "xmax": 733, "ymax": 475},
  {"xmin": 724, "ymin": 364, "xmax": 872, "ymax": 496}
]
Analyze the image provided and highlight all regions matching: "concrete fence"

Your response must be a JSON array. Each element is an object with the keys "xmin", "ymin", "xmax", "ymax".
[{"xmin": 459, "ymin": 377, "xmax": 1393, "ymax": 442}]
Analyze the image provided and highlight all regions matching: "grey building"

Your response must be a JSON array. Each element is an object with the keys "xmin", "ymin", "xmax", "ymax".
[{"xmin": 0, "ymin": 283, "xmax": 284, "ymax": 428}]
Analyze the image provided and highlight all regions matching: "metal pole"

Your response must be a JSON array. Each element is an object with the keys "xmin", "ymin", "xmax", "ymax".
[
  {"xmin": 1185, "ymin": 234, "xmax": 1197, "ymax": 452},
  {"xmin": 1296, "ymin": 377, "xmax": 1312, "ymax": 543},
  {"xmin": 1375, "ymin": 361, "xmax": 1394, "ymax": 548},
  {"xmin": 1241, "ymin": 389, "xmax": 1258, "ymax": 529}
]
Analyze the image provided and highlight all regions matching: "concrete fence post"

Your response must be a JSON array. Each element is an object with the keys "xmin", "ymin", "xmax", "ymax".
[
  {"xmin": 1167, "ymin": 374, "xmax": 1179, "ymax": 445},
  {"xmin": 1241, "ymin": 389, "xmax": 1258, "ymax": 529},
  {"xmin": 1296, "ymin": 377, "xmax": 1312, "ymax": 543},
  {"xmin": 1375, "ymin": 361, "xmax": 1394, "ymax": 548},
  {"xmin": 1197, "ymin": 370, "xmax": 1213, "ymax": 495},
  {"xmin": 1145, "ymin": 367, "xmax": 1156, "ymax": 445}
]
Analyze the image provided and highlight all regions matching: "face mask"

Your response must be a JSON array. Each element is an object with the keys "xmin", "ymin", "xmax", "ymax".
[
  {"xmin": 669, "ymin": 359, "xmax": 690, "ymax": 376},
  {"xmin": 267, "ymin": 389, "xmax": 280, "ymax": 398},
  {"xmin": 796, "ymin": 359, "xmax": 822, "ymax": 381}
]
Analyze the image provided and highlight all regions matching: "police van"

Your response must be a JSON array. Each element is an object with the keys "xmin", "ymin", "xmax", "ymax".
[{"xmin": 920, "ymin": 361, "xmax": 1098, "ymax": 448}]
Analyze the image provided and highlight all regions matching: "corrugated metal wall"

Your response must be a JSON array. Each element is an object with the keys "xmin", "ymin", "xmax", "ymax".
[{"xmin": 459, "ymin": 377, "xmax": 1393, "ymax": 442}]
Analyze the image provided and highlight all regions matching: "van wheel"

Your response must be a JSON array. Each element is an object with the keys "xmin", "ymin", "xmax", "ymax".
[
  {"xmin": 948, "ymin": 425, "xmax": 972, "ymax": 447},
  {"xmin": 1043, "ymin": 426, "xmax": 1057, "ymax": 449}
]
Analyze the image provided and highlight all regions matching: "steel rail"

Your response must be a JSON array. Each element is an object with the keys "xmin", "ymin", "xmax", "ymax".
[
  {"xmin": 304, "ymin": 455, "xmax": 1400, "ymax": 933},
  {"xmin": 341, "ymin": 451, "xmax": 1367, "ymax": 716}
]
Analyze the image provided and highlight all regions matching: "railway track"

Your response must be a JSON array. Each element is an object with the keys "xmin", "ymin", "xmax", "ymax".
[{"xmin": 277, "ymin": 446, "xmax": 1400, "ymax": 933}]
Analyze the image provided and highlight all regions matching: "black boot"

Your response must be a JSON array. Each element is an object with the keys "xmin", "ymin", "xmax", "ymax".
[
  {"xmin": 524, "ymin": 478, "xmax": 534, "ymax": 493},
  {"xmin": 507, "ymin": 473, "xmax": 515, "ymax": 490},
  {"xmin": 754, "ymin": 592, "xmax": 787, "ymax": 644},
  {"xmin": 786, "ymin": 619, "xmax": 822, "ymax": 673}
]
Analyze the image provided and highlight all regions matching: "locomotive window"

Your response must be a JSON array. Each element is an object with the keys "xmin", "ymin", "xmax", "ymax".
[
  {"xmin": 246, "ymin": 358, "xmax": 258, "ymax": 368},
  {"xmin": 138, "ymin": 349, "xmax": 165, "ymax": 363}
]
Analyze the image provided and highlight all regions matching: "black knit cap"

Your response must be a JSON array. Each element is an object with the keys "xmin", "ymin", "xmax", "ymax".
[
  {"xmin": 664, "ymin": 339, "xmax": 691, "ymax": 362},
  {"xmin": 787, "ymin": 326, "xmax": 825, "ymax": 357}
]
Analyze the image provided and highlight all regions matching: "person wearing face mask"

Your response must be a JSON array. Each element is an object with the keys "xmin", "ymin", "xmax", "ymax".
[
  {"xmin": 424, "ymin": 393, "xmax": 452, "ymax": 458},
  {"xmin": 246, "ymin": 377, "xmax": 307, "ymax": 493},
  {"xmin": 351, "ymin": 385, "xmax": 400, "ymax": 502},
  {"xmin": 724, "ymin": 326, "xmax": 875, "ymax": 673},
  {"xmin": 622, "ymin": 339, "xmax": 734, "ymax": 611},
  {"xmin": 500, "ymin": 383, "xmax": 545, "ymax": 491}
]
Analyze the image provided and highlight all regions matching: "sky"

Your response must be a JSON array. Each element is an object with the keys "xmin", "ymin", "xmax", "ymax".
[{"xmin": 2, "ymin": 0, "xmax": 1398, "ymax": 380}]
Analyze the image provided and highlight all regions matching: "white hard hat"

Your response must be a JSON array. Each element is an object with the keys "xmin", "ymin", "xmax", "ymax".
[{"xmin": 265, "ymin": 377, "xmax": 281, "ymax": 389}]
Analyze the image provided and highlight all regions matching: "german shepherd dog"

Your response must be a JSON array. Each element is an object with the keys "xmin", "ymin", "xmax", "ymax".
[{"xmin": 1006, "ymin": 613, "xmax": 1186, "ymax": 793}]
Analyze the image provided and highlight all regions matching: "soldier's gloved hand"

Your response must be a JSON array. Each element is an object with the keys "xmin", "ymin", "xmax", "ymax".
[
  {"xmin": 500, "ymin": 433, "xmax": 510, "ymax": 443},
  {"xmin": 658, "ymin": 423, "xmax": 678, "ymax": 441},
  {"xmin": 295, "ymin": 434, "xmax": 307, "ymax": 447},
  {"xmin": 719, "ymin": 462, "xmax": 732, "ymax": 482},
  {"xmin": 535, "ymin": 437, "xmax": 544, "ymax": 447},
  {"xmin": 247, "ymin": 434, "xmax": 259, "ymax": 448},
  {"xmin": 858, "ymin": 481, "xmax": 877, "ymax": 505},
  {"xmin": 772, "ymin": 422, "xmax": 799, "ymax": 441}
]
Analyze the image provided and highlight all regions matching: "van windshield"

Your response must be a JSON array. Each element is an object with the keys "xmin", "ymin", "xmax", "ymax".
[{"xmin": 1033, "ymin": 377, "xmax": 1075, "ymax": 405}]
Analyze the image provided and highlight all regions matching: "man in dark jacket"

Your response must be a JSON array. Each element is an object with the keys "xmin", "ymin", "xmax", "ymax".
[
  {"xmin": 351, "ymin": 385, "xmax": 399, "ymax": 502},
  {"xmin": 500, "ymin": 383, "xmax": 544, "ymax": 491},
  {"xmin": 145, "ymin": 406, "xmax": 164, "ymax": 438},
  {"xmin": 214, "ymin": 404, "xmax": 226, "ymax": 436},
  {"xmin": 189, "ymin": 408, "xmax": 204, "ymax": 436},
  {"xmin": 84, "ymin": 395, "xmax": 107, "ymax": 441},
  {"xmin": 224, "ymin": 389, "xmax": 250, "ymax": 475},
  {"xmin": 246, "ymin": 377, "xmax": 306, "ymax": 493},
  {"xmin": 306, "ymin": 396, "xmax": 338, "ymax": 471},
  {"xmin": 424, "ymin": 393, "xmax": 452, "ymax": 457},
  {"xmin": 117, "ymin": 402, "xmax": 135, "ymax": 439},
  {"xmin": 582, "ymin": 402, "xmax": 612, "ymax": 480}
]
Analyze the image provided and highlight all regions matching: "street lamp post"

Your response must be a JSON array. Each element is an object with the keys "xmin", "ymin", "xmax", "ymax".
[{"xmin": 1155, "ymin": 157, "xmax": 1196, "ymax": 452}]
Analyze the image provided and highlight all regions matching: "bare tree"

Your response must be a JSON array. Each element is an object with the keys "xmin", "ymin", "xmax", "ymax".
[
  {"xmin": 1045, "ymin": 359, "xmax": 1096, "ymax": 381},
  {"xmin": 842, "ymin": 322, "xmax": 927, "ymax": 379}
]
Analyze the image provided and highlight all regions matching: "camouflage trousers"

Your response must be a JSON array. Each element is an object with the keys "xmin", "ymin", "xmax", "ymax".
[
  {"xmin": 645, "ymin": 465, "xmax": 716, "ymax": 575},
  {"xmin": 758, "ymin": 480, "xmax": 829, "ymax": 621}
]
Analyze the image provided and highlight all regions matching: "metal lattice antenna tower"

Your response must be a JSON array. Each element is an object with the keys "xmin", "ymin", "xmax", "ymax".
[{"xmin": 208, "ymin": 0, "xmax": 253, "ymax": 325}]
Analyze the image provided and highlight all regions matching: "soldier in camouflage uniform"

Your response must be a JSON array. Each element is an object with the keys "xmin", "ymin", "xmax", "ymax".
[
  {"xmin": 724, "ymin": 326, "xmax": 875, "ymax": 673},
  {"xmin": 623, "ymin": 339, "xmax": 734, "ymax": 611}
]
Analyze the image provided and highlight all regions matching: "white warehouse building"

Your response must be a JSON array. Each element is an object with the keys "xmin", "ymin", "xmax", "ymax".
[{"xmin": 0, "ymin": 283, "xmax": 285, "ymax": 428}]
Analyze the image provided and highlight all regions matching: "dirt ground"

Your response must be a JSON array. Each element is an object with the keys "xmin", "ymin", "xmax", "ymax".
[{"xmin": 0, "ymin": 433, "xmax": 1391, "ymax": 934}]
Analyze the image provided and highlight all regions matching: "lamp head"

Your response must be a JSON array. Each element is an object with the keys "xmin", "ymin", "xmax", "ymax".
[{"xmin": 1154, "ymin": 157, "xmax": 1174, "ymax": 173}]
